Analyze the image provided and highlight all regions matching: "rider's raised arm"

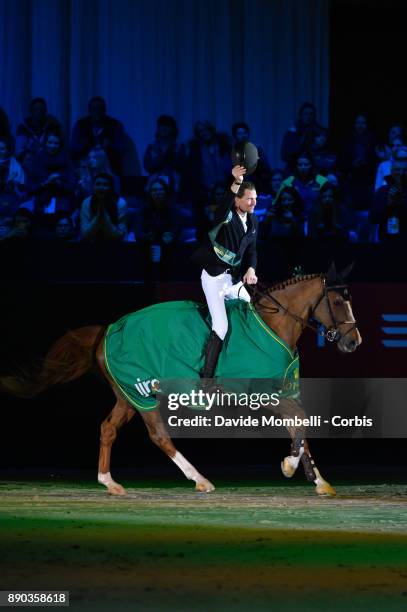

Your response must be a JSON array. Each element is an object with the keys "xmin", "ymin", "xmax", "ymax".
[{"xmin": 213, "ymin": 165, "xmax": 246, "ymax": 224}]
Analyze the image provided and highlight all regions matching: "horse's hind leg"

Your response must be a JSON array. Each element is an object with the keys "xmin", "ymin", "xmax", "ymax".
[
  {"xmin": 141, "ymin": 409, "xmax": 215, "ymax": 492},
  {"xmin": 98, "ymin": 400, "xmax": 135, "ymax": 496}
]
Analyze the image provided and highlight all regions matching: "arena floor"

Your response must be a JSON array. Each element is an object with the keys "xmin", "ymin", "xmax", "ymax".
[{"xmin": 1, "ymin": 478, "xmax": 406, "ymax": 611}]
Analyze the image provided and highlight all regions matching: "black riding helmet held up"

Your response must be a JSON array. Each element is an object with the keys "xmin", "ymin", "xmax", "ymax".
[{"xmin": 231, "ymin": 141, "xmax": 259, "ymax": 174}]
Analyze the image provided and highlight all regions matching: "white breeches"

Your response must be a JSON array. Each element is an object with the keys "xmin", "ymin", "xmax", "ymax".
[{"xmin": 201, "ymin": 269, "xmax": 251, "ymax": 340}]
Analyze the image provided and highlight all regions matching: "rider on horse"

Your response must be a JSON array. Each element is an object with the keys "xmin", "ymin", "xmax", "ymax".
[{"xmin": 192, "ymin": 165, "xmax": 259, "ymax": 381}]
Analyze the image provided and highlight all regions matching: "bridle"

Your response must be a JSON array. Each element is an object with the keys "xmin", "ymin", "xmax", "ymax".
[{"xmin": 247, "ymin": 277, "xmax": 358, "ymax": 343}]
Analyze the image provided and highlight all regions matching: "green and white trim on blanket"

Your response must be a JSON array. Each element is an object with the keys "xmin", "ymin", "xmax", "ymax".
[{"xmin": 104, "ymin": 300, "xmax": 299, "ymax": 412}]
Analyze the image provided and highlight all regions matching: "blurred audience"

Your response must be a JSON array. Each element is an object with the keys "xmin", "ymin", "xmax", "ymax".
[{"xmin": 2, "ymin": 96, "xmax": 407, "ymax": 246}]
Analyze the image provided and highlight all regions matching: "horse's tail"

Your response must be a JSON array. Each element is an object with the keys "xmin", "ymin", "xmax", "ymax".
[{"xmin": 0, "ymin": 325, "xmax": 107, "ymax": 399}]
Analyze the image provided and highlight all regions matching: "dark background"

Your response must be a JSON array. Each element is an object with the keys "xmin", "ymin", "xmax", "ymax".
[
  {"xmin": 330, "ymin": 0, "xmax": 407, "ymax": 143},
  {"xmin": 1, "ymin": 0, "xmax": 407, "ymax": 479}
]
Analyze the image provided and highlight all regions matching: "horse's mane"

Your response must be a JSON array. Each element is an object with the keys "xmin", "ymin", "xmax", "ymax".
[
  {"xmin": 267, "ymin": 273, "xmax": 324, "ymax": 293},
  {"xmin": 250, "ymin": 273, "xmax": 325, "ymax": 306}
]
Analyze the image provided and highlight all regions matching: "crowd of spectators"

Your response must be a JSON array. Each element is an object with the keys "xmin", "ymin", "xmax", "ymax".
[{"xmin": 1, "ymin": 98, "xmax": 406, "ymax": 250}]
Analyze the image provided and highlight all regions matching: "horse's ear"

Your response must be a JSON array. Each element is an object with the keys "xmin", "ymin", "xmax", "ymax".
[
  {"xmin": 340, "ymin": 262, "xmax": 354, "ymax": 280},
  {"xmin": 326, "ymin": 262, "xmax": 337, "ymax": 286}
]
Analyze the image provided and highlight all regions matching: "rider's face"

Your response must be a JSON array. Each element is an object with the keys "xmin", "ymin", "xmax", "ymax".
[{"xmin": 235, "ymin": 189, "xmax": 257, "ymax": 214}]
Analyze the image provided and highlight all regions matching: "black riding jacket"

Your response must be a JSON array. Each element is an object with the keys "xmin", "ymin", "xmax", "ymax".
[{"xmin": 191, "ymin": 191, "xmax": 258, "ymax": 278}]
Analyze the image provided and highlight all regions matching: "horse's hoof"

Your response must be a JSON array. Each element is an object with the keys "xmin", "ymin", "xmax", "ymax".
[
  {"xmin": 281, "ymin": 457, "xmax": 296, "ymax": 478},
  {"xmin": 107, "ymin": 484, "xmax": 127, "ymax": 496},
  {"xmin": 195, "ymin": 480, "xmax": 215, "ymax": 493},
  {"xmin": 315, "ymin": 482, "xmax": 336, "ymax": 497}
]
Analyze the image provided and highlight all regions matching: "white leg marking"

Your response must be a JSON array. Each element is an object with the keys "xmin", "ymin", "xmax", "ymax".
[
  {"xmin": 171, "ymin": 451, "xmax": 215, "ymax": 492},
  {"xmin": 287, "ymin": 445, "xmax": 304, "ymax": 470},
  {"xmin": 98, "ymin": 471, "xmax": 115, "ymax": 487},
  {"xmin": 97, "ymin": 472, "xmax": 126, "ymax": 495}
]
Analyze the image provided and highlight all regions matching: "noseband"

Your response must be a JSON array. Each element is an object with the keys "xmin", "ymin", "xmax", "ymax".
[{"xmin": 250, "ymin": 278, "xmax": 357, "ymax": 343}]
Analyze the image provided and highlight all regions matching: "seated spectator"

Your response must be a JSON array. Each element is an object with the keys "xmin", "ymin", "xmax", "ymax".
[
  {"xmin": 270, "ymin": 168, "xmax": 284, "ymax": 197},
  {"xmin": 19, "ymin": 131, "xmax": 75, "ymax": 239},
  {"xmin": 136, "ymin": 177, "xmax": 182, "ymax": 248},
  {"xmin": 143, "ymin": 115, "xmax": 186, "ymax": 191},
  {"xmin": 79, "ymin": 172, "xmax": 127, "ymax": 241},
  {"xmin": 308, "ymin": 127, "xmax": 338, "ymax": 180},
  {"xmin": 375, "ymin": 124, "xmax": 405, "ymax": 162},
  {"xmin": 231, "ymin": 122, "xmax": 271, "ymax": 193},
  {"xmin": 261, "ymin": 186, "xmax": 305, "ymax": 238},
  {"xmin": 0, "ymin": 208, "xmax": 33, "ymax": 241},
  {"xmin": 182, "ymin": 120, "xmax": 231, "ymax": 200},
  {"xmin": 370, "ymin": 148, "xmax": 407, "ymax": 242},
  {"xmin": 76, "ymin": 147, "xmax": 121, "ymax": 200},
  {"xmin": 280, "ymin": 102, "xmax": 324, "ymax": 168},
  {"xmin": 275, "ymin": 152, "xmax": 328, "ymax": 218},
  {"xmin": 254, "ymin": 169, "xmax": 284, "ymax": 222},
  {"xmin": 30, "ymin": 131, "xmax": 75, "ymax": 201},
  {"xmin": 339, "ymin": 114, "xmax": 377, "ymax": 212},
  {"xmin": 309, "ymin": 184, "xmax": 349, "ymax": 241},
  {"xmin": 16, "ymin": 98, "xmax": 62, "ymax": 158},
  {"xmin": 195, "ymin": 181, "xmax": 227, "ymax": 242},
  {"xmin": 53, "ymin": 213, "xmax": 77, "ymax": 242},
  {"xmin": 71, "ymin": 97, "xmax": 126, "ymax": 175},
  {"xmin": 375, "ymin": 135, "xmax": 405, "ymax": 191},
  {"xmin": 0, "ymin": 138, "xmax": 25, "ymax": 199}
]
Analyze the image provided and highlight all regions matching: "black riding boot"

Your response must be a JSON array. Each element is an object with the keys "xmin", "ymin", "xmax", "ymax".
[{"xmin": 201, "ymin": 331, "xmax": 223, "ymax": 380}]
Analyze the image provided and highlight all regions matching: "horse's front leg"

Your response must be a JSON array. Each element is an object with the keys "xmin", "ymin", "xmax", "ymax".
[
  {"xmin": 141, "ymin": 407, "xmax": 215, "ymax": 492},
  {"xmin": 278, "ymin": 398, "xmax": 336, "ymax": 496},
  {"xmin": 301, "ymin": 440, "xmax": 336, "ymax": 497},
  {"xmin": 277, "ymin": 398, "xmax": 306, "ymax": 478},
  {"xmin": 98, "ymin": 399, "xmax": 135, "ymax": 496}
]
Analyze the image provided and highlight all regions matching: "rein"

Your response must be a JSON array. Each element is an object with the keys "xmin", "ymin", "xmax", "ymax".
[{"xmin": 248, "ymin": 277, "xmax": 357, "ymax": 342}]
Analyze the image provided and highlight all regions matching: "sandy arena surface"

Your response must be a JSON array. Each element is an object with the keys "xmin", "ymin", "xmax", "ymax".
[{"xmin": 1, "ymin": 480, "xmax": 406, "ymax": 611}]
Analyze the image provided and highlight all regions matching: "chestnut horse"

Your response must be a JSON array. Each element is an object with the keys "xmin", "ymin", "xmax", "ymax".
[{"xmin": 1, "ymin": 264, "xmax": 361, "ymax": 497}]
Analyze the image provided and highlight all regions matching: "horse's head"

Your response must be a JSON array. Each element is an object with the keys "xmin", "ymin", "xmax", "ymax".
[{"xmin": 313, "ymin": 263, "xmax": 362, "ymax": 353}]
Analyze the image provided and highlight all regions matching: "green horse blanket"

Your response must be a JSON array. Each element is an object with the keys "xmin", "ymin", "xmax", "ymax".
[{"xmin": 104, "ymin": 300, "xmax": 299, "ymax": 411}]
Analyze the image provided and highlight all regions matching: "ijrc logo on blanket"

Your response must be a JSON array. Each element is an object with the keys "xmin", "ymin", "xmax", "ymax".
[{"xmin": 134, "ymin": 378, "xmax": 161, "ymax": 397}]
